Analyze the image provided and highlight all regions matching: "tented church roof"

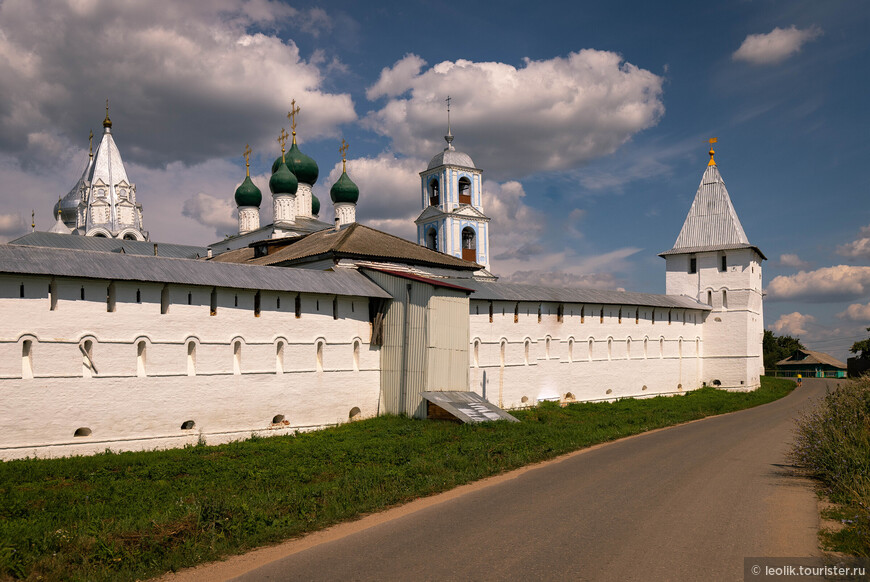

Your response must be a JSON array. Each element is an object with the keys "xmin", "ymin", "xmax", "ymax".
[{"xmin": 660, "ymin": 164, "xmax": 766, "ymax": 259}]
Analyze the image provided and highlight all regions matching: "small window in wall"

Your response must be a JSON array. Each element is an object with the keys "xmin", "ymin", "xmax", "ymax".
[
  {"xmin": 607, "ymin": 338, "xmax": 612, "ymax": 360},
  {"xmin": 333, "ymin": 296, "xmax": 338, "ymax": 320},
  {"xmin": 254, "ymin": 291, "xmax": 261, "ymax": 317},
  {"xmin": 161, "ymin": 285, "xmax": 170, "ymax": 315},
  {"xmin": 707, "ymin": 290, "xmax": 712, "ymax": 306},
  {"xmin": 187, "ymin": 341, "xmax": 197, "ymax": 376},
  {"xmin": 427, "ymin": 227, "xmax": 438, "ymax": 251},
  {"xmin": 588, "ymin": 338, "xmax": 594, "ymax": 361},
  {"xmin": 353, "ymin": 339, "xmax": 361, "ymax": 371},
  {"xmin": 618, "ymin": 308, "xmax": 622, "ymax": 324},
  {"xmin": 22, "ymin": 339, "xmax": 33, "ymax": 379},
  {"xmin": 277, "ymin": 296, "xmax": 281, "ymax": 309},
  {"xmin": 473, "ymin": 340, "xmax": 480, "ymax": 367},
  {"xmin": 514, "ymin": 303, "xmax": 519, "ymax": 324},
  {"xmin": 181, "ymin": 420, "xmax": 195, "ymax": 430},
  {"xmin": 537, "ymin": 304, "xmax": 542, "ymax": 323},
  {"xmin": 599, "ymin": 308, "xmax": 604, "ymax": 324},
  {"xmin": 557, "ymin": 304, "xmax": 564, "ymax": 323},
  {"xmin": 524, "ymin": 339, "xmax": 530, "ymax": 365},
  {"xmin": 651, "ymin": 309, "xmax": 655, "ymax": 325},
  {"xmin": 683, "ymin": 311, "xmax": 687, "ymax": 325},
  {"xmin": 722, "ymin": 290, "xmax": 728, "ymax": 309},
  {"xmin": 545, "ymin": 337, "xmax": 551, "ymax": 359},
  {"xmin": 80, "ymin": 286, "xmax": 85, "ymax": 300},
  {"xmin": 461, "ymin": 227, "xmax": 476, "ymax": 261},
  {"xmin": 188, "ymin": 292, "xmax": 192, "ymax": 306},
  {"xmin": 74, "ymin": 427, "xmax": 91, "ymax": 437},
  {"xmin": 81, "ymin": 339, "xmax": 95, "ymax": 378},
  {"xmin": 568, "ymin": 338, "xmax": 574, "ymax": 362},
  {"xmin": 316, "ymin": 300, "xmax": 320, "ymax": 311},
  {"xmin": 136, "ymin": 289, "xmax": 141, "ymax": 303},
  {"xmin": 668, "ymin": 310, "xmax": 672, "ymax": 325},
  {"xmin": 720, "ymin": 254, "xmax": 727, "ymax": 272},
  {"xmin": 489, "ymin": 301, "xmax": 493, "ymax": 323},
  {"xmin": 689, "ymin": 257, "xmax": 697, "ymax": 274},
  {"xmin": 210, "ymin": 288, "xmax": 217, "ymax": 316},
  {"xmin": 136, "ymin": 340, "xmax": 147, "ymax": 377},
  {"xmin": 295, "ymin": 294, "xmax": 301, "ymax": 318},
  {"xmin": 659, "ymin": 337, "xmax": 664, "ymax": 358},
  {"xmin": 233, "ymin": 341, "xmax": 241, "ymax": 375},
  {"xmin": 49, "ymin": 280, "xmax": 57, "ymax": 311},
  {"xmin": 316, "ymin": 340, "xmax": 324, "ymax": 372},
  {"xmin": 19, "ymin": 283, "xmax": 24, "ymax": 298},
  {"xmin": 581, "ymin": 306, "xmax": 585, "ymax": 324},
  {"xmin": 276, "ymin": 341, "xmax": 285, "ymax": 374},
  {"xmin": 107, "ymin": 282, "xmax": 116, "ymax": 312},
  {"xmin": 234, "ymin": 294, "xmax": 238, "ymax": 307}
]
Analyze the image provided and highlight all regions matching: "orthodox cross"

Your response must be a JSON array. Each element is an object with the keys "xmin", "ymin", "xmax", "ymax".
[
  {"xmin": 243, "ymin": 144, "xmax": 252, "ymax": 176},
  {"xmin": 287, "ymin": 99, "xmax": 301, "ymax": 143},
  {"xmin": 278, "ymin": 128, "xmax": 289, "ymax": 162},
  {"xmin": 339, "ymin": 138, "xmax": 349, "ymax": 172},
  {"xmin": 31, "ymin": 210, "xmax": 35, "ymax": 232},
  {"xmin": 445, "ymin": 95, "xmax": 452, "ymax": 135},
  {"xmin": 88, "ymin": 130, "xmax": 94, "ymax": 157}
]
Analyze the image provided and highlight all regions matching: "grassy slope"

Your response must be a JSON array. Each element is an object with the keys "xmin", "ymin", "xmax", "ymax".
[{"xmin": 0, "ymin": 377, "xmax": 794, "ymax": 581}]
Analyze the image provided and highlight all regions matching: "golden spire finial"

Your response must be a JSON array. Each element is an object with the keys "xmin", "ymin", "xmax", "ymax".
[
  {"xmin": 103, "ymin": 99, "xmax": 112, "ymax": 129},
  {"xmin": 243, "ymin": 144, "xmax": 252, "ymax": 177},
  {"xmin": 278, "ymin": 128, "xmax": 289, "ymax": 163},
  {"xmin": 88, "ymin": 129, "xmax": 94, "ymax": 157},
  {"xmin": 31, "ymin": 210, "xmax": 35, "ymax": 232},
  {"xmin": 708, "ymin": 137, "xmax": 718, "ymax": 166},
  {"xmin": 339, "ymin": 138, "xmax": 349, "ymax": 173},
  {"xmin": 287, "ymin": 99, "xmax": 301, "ymax": 144}
]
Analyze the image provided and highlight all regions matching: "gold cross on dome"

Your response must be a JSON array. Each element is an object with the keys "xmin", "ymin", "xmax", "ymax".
[
  {"xmin": 339, "ymin": 138, "xmax": 349, "ymax": 172},
  {"xmin": 287, "ymin": 99, "xmax": 301, "ymax": 142},
  {"xmin": 278, "ymin": 128, "xmax": 289, "ymax": 154},
  {"xmin": 88, "ymin": 129, "xmax": 94, "ymax": 157},
  {"xmin": 243, "ymin": 144, "xmax": 252, "ymax": 176}
]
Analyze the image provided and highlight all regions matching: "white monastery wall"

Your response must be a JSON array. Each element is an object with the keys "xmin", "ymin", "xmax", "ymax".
[
  {"xmin": 468, "ymin": 299, "xmax": 706, "ymax": 409},
  {"xmin": 0, "ymin": 273, "xmax": 380, "ymax": 460}
]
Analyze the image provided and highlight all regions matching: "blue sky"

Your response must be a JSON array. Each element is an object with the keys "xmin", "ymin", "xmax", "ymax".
[{"xmin": 0, "ymin": 0, "xmax": 868, "ymax": 360}]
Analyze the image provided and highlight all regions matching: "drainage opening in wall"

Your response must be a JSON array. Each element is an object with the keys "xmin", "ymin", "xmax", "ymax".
[
  {"xmin": 74, "ymin": 427, "xmax": 91, "ymax": 437},
  {"xmin": 677, "ymin": 384, "xmax": 683, "ymax": 391},
  {"xmin": 712, "ymin": 379, "xmax": 721, "ymax": 387},
  {"xmin": 521, "ymin": 396, "xmax": 529, "ymax": 404},
  {"xmin": 642, "ymin": 385, "xmax": 648, "ymax": 391},
  {"xmin": 180, "ymin": 420, "xmax": 196, "ymax": 430},
  {"xmin": 349, "ymin": 407, "xmax": 361, "ymax": 420},
  {"xmin": 605, "ymin": 389, "xmax": 613, "ymax": 395},
  {"xmin": 272, "ymin": 414, "xmax": 286, "ymax": 424}
]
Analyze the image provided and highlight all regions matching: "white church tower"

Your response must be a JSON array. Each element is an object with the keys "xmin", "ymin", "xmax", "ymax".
[
  {"xmin": 660, "ymin": 140, "xmax": 765, "ymax": 389},
  {"xmin": 415, "ymin": 100, "xmax": 491, "ymax": 272}
]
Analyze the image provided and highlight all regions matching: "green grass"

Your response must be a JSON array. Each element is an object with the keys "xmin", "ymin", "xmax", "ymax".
[
  {"xmin": 1, "ymin": 377, "xmax": 793, "ymax": 581},
  {"xmin": 791, "ymin": 376, "xmax": 870, "ymax": 557}
]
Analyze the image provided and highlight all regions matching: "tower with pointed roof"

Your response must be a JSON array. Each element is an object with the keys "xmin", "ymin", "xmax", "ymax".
[
  {"xmin": 331, "ymin": 139, "xmax": 359, "ymax": 227},
  {"xmin": 236, "ymin": 144, "xmax": 262, "ymax": 235},
  {"xmin": 415, "ymin": 99, "xmax": 491, "ymax": 272},
  {"xmin": 56, "ymin": 103, "xmax": 148, "ymax": 240},
  {"xmin": 660, "ymin": 140, "xmax": 765, "ymax": 389}
]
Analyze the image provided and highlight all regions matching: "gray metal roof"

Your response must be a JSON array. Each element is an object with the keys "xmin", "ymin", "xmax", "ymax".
[
  {"xmin": 453, "ymin": 279, "xmax": 711, "ymax": 310},
  {"xmin": 659, "ymin": 242, "xmax": 767, "ymax": 260},
  {"xmin": 0, "ymin": 244, "xmax": 391, "ymax": 298},
  {"xmin": 666, "ymin": 164, "xmax": 759, "ymax": 256},
  {"xmin": 11, "ymin": 232, "xmax": 207, "ymax": 259}
]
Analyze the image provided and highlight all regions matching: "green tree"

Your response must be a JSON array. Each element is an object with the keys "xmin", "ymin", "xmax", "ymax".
[
  {"xmin": 849, "ymin": 327, "xmax": 870, "ymax": 359},
  {"xmin": 763, "ymin": 330, "xmax": 805, "ymax": 372}
]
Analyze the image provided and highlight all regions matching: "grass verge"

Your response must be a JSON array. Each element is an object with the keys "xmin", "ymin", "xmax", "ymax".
[
  {"xmin": 1, "ymin": 377, "xmax": 793, "ymax": 581},
  {"xmin": 791, "ymin": 376, "xmax": 870, "ymax": 556}
]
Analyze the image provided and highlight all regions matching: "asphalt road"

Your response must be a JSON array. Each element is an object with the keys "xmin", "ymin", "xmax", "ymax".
[{"xmin": 185, "ymin": 379, "xmax": 831, "ymax": 581}]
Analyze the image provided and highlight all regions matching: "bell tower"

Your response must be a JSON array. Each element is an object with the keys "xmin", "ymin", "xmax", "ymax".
[{"xmin": 415, "ymin": 97, "xmax": 491, "ymax": 272}]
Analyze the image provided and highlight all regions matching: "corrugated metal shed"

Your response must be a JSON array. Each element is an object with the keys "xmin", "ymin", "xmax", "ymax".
[
  {"xmin": 0, "ymin": 244, "xmax": 391, "ymax": 298},
  {"xmin": 10, "ymin": 232, "xmax": 207, "ymax": 259},
  {"xmin": 451, "ymin": 279, "xmax": 711, "ymax": 311},
  {"xmin": 662, "ymin": 165, "xmax": 766, "ymax": 260}
]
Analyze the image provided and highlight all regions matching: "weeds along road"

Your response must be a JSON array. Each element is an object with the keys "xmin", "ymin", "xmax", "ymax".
[{"xmin": 176, "ymin": 379, "xmax": 829, "ymax": 582}]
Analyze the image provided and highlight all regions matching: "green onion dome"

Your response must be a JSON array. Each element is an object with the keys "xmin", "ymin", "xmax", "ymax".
[
  {"xmin": 311, "ymin": 193, "xmax": 321, "ymax": 216},
  {"xmin": 234, "ymin": 175, "xmax": 262, "ymax": 207},
  {"xmin": 269, "ymin": 160, "xmax": 298, "ymax": 195},
  {"xmin": 272, "ymin": 142, "xmax": 319, "ymax": 185},
  {"xmin": 329, "ymin": 170, "xmax": 359, "ymax": 204}
]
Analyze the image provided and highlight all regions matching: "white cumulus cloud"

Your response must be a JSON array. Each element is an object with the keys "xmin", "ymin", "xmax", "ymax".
[
  {"xmin": 733, "ymin": 25, "xmax": 822, "ymax": 65},
  {"xmin": 778, "ymin": 253, "xmax": 812, "ymax": 270},
  {"xmin": 0, "ymin": 212, "xmax": 26, "ymax": 238},
  {"xmin": 766, "ymin": 265, "xmax": 870, "ymax": 302},
  {"xmin": 838, "ymin": 302, "xmax": 870, "ymax": 323},
  {"xmin": 769, "ymin": 312, "xmax": 816, "ymax": 336},
  {"xmin": 837, "ymin": 225, "xmax": 870, "ymax": 260},
  {"xmin": 364, "ymin": 51, "xmax": 665, "ymax": 180}
]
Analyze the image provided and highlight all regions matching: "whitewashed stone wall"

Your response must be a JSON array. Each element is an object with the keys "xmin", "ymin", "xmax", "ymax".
[
  {"xmin": 0, "ymin": 274, "xmax": 379, "ymax": 460},
  {"xmin": 468, "ymin": 299, "xmax": 707, "ymax": 409}
]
